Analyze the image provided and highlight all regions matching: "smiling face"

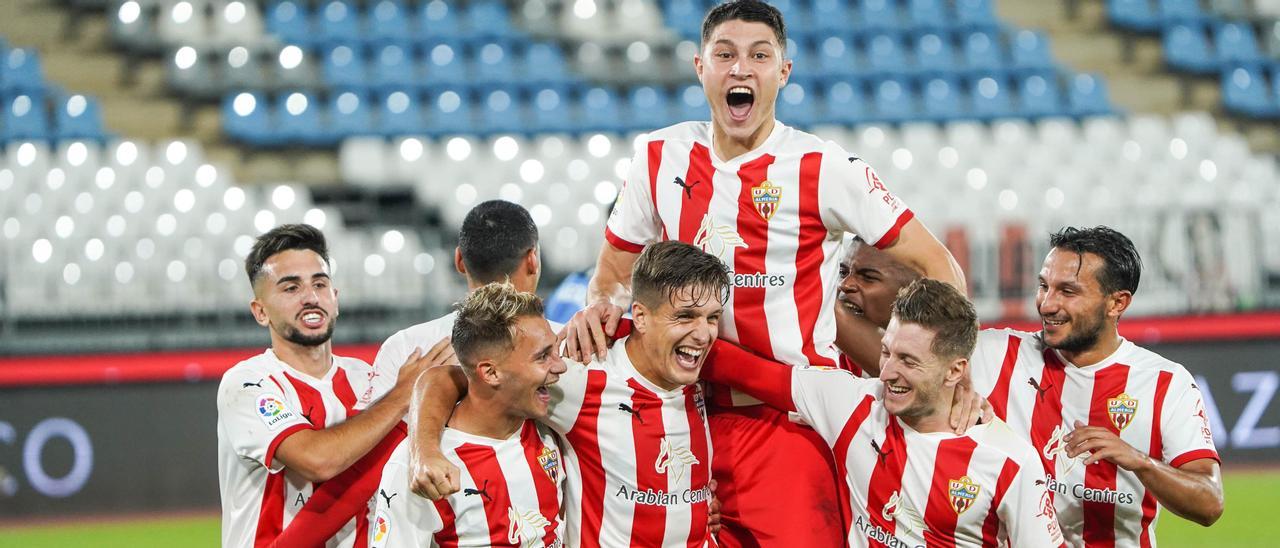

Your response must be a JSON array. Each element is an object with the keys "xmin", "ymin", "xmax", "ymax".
[
  {"xmin": 695, "ymin": 19, "xmax": 790, "ymax": 152},
  {"xmin": 250, "ymin": 248, "xmax": 338, "ymax": 348},
  {"xmin": 839, "ymin": 244, "xmax": 920, "ymax": 329},
  {"xmin": 630, "ymin": 284, "xmax": 723, "ymax": 391},
  {"xmin": 1036, "ymin": 248, "xmax": 1115, "ymax": 354},
  {"xmin": 878, "ymin": 318, "xmax": 963, "ymax": 421},
  {"xmin": 496, "ymin": 315, "xmax": 567, "ymax": 421}
]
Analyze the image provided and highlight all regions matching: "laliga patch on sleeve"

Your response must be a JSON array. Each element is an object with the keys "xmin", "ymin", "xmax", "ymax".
[
  {"xmin": 370, "ymin": 510, "xmax": 392, "ymax": 548},
  {"xmin": 256, "ymin": 393, "xmax": 299, "ymax": 430}
]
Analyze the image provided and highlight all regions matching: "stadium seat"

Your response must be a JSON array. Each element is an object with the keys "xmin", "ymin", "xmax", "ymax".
[
  {"xmin": 970, "ymin": 75, "xmax": 1014, "ymax": 120},
  {"xmin": 166, "ymin": 46, "xmax": 220, "ymax": 100},
  {"xmin": 156, "ymin": 0, "xmax": 211, "ymax": 49},
  {"xmin": 223, "ymin": 44, "xmax": 268, "ymax": 91},
  {"xmin": 528, "ymin": 88, "xmax": 575, "ymax": 134},
  {"xmin": 210, "ymin": 0, "xmax": 266, "ymax": 47},
  {"xmin": 1010, "ymin": 31, "xmax": 1056, "ymax": 77},
  {"xmin": 472, "ymin": 41, "xmax": 518, "ymax": 90},
  {"xmin": 2, "ymin": 48, "xmax": 46, "ymax": 94},
  {"xmin": 370, "ymin": 44, "xmax": 419, "ymax": 93},
  {"xmin": 222, "ymin": 92, "xmax": 276, "ymax": 146},
  {"xmin": 423, "ymin": 42, "xmax": 468, "ymax": 91},
  {"xmin": 816, "ymin": 36, "xmax": 858, "ymax": 79},
  {"xmin": 663, "ymin": 0, "xmax": 705, "ymax": 39},
  {"xmin": 626, "ymin": 86, "xmax": 673, "ymax": 132},
  {"xmin": 677, "ymin": 84, "xmax": 708, "ymax": 123},
  {"xmin": 858, "ymin": 0, "xmax": 902, "ymax": 33},
  {"xmin": 962, "ymin": 31, "xmax": 1005, "ymax": 75},
  {"xmin": 1214, "ymin": 22, "xmax": 1264, "ymax": 65},
  {"xmin": 813, "ymin": 0, "xmax": 854, "ymax": 37},
  {"xmin": 872, "ymin": 78, "xmax": 914, "ymax": 123},
  {"xmin": 1163, "ymin": 24, "xmax": 1217, "ymax": 75},
  {"xmin": 1107, "ymin": 0, "xmax": 1161, "ymax": 33},
  {"xmin": 378, "ymin": 90, "xmax": 425, "ymax": 137},
  {"xmin": 364, "ymin": 0, "xmax": 412, "ymax": 48},
  {"xmin": 427, "ymin": 88, "xmax": 474, "ymax": 136},
  {"xmin": 1017, "ymin": 74, "xmax": 1064, "ymax": 118},
  {"xmin": 328, "ymin": 91, "xmax": 375, "ymax": 137},
  {"xmin": 914, "ymin": 33, "xmax": 955, "ymax": 77},
  {"xmin": 275, "ymin": 91, "xmax": 326, "ymax": 145},
  {"xmin": 1157, "ymin": 0, "xmax": 1208, "ymax": 23},
  {"xmin": 418, "ymin": 0, "xmax": 464, "ymax": 42},
  {"xmin": 865, "ymin": 33, "xmax": 909, "ymax": 78},
  {"xmin": 524, "ymin": 43, "xmax": 574, "ymax": 88},
  {"xmin": 955, "ymin": 0, "xmax": 999, "ymax": 31},
  {"xmin": 1067, "ymin": 73, "xmax": 1115, "ymax": 117},
  {"xmin": 321, "ymin": 44, "xmax": 366, "ymax": 91},
  {"xmin": 55, "ymin": 95, "xmax": 107, "ymax": 142},
  {"xmin": 906, "ymin": 0, "xmax": 950, "ymax": 32},
  {"xmin": 266, "ymin": 0, "xmax": 314, "ymax": 49},
  {"xmin": 777, "ymin": 82, "xmax": 818, "ymax": 128},
  {"xmin": 316, "ymin": 0, "xmax": 361, "ymax": 47},
  {"xmin": 1222, "ymin": 66, "xmax": 1278, "ymax": 118},
  {"xmin": 921, "ymin": 77, "xmax": 965, "ymax": 121},
  {"xmin": 2, "ymin": 94, "xmax": 50, "ymax": 142},
  {"xmin": 822, "ymin": 79, "xmax": 867, "ymax": 125},
  {"xmin": 770, "ymin": 0, "xmax": 813, "ymax": 38},
  {"xmin": 479, "ymin": 90, "xmax": 525, "ymax": 135},
  {"xmin": 466, "ymin": 0, "xmax": 520, "ymax": 41},
  {"xmin": 579, "ymin": 87, "xmax": 624, "ymax": 133}
]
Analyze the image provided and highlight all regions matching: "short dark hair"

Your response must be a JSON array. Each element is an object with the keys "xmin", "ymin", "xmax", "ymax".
[
  {"xmin": 1049, "ymin": 226, "xmax": 1142, "ymax": 295},
  {"xmin": 632, "ymin": 241, "xmax": 731, "ymax": 309},
  {"xmin": 245, "ymin": 223, "xmax": 330, "ymax": 286},
  {"xmin": 452, "ymin": 282, "xmax": 545, "ymax": 372},
  {"xmin": 701, "ymin": 0, "xmax": 787, "ymax": 50},
  {"xmin": 891, "ymin": 279, "xmax": 978, "ymax": 362},
  {"xmin": 458, "ymin": 200, "xmax": 539, "ymax": 284}
]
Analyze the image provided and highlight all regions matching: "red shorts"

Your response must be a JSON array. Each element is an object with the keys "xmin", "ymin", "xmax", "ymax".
[{"xmin": 709, "ymin": 404, "xmax": 847, "ymax": 547}]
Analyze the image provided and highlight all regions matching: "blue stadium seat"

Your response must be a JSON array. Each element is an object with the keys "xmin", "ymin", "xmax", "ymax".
[
  {"xmin": 328, "ymin": 91, "xmax": 376, "ymax": 137},
  {"xmin": 816, "ymin": 36, "xmax": 858, "ymax": 79},
  {"xmin": 776, "ymin": 82, "xmax": 818, "ymax": 127},
  {"xmin": 54, "ymin": 94, "xmax": 106, "ymax": 142},
  {"xmin": 1157, "ymin": 0, "xmax": 1208, "ymax": 24},
  {"xmin": 316, "ymin": 0, "xmax": 361, "ymax": 47},
  {"xmin": 913, "ymin": 33, "xmax": 955, "ymax": 77},
  {"xmin": 480, "ymin": 89, "xmax": 524, "ymax": 135},
  {"xmin": 1221, "ymin": 66, "xmax": 1277, "ymax": 118},
  {"xmin": 2, "ymin": 93, "xmax": 50, "ymax": 142},
  {"xmin": 1016, "ymin": 74, "xmax": 1064, "ymax": 118},
  {"xmin": 813, "ymin": 0, "xmax": 854, "ymax": 37},
  {"xmin": 1010, "ymin": 30, "xmax": 1056, "ymax": 77},
  {"xmin": 1, "ymin": 49, "xmax": 46, "ymax": 94},
  {"xmin": 954, "ymin": 0, "xmax": 999, "ymax": 32},
  {"xmin": 785, "ymin": 39, "xmax": 816, "ymax": 88},
  {"xmin": 371, "ymin": 44, "xmax": 419, "ymax": 92},
  {"xmin": 865, "ymin": 33, "xmax": 909, "ymax": 78},
  {"xmin": 858, "ymin": 0, "xmax": 903, "ymax": 34},
  {"xmin": 427, "ymin": 88, "xmax": 475, "ymax": 136},
  {"xmin": 1163, "ymin": 25, "xmax": 1215, "ymax": 74},
  {"xmin": 676, "ymin": 84, "xmax": 708, "ymax": 122},
  {"xmin": 378, "ymin": 90, "xmax": 425, "ymax": 136},
  {"xmin": 364, "ymin": 0, "xmax": 412, "ymax": 48},
  {"xmin": 872, "ymin": 78, "xmax": 914, "ymax": 122},
  {"xmin": 969, "ymin": 75, "xmax": 1013, "ymax": 120},
  {"xmin": 423, "ymin": 42, "xmax": 468, "ymax": 91},
  {"xmin": 266, "ymin": 1, "xmax": 315, "ymax": 49},
  {"xmin": 1067, "ymin": 73, "xmax": 1114, "ymax": 117},
  {"xmin": 222, "ymin": 92, "xmax": 277, "ymax": 146},
  {"xmin": 579, "ymin": 87, "xmax": 624, "ymax": 133},
  {"xmin": 962, "ymin": 31, "xmax": 1005, "ymax": 75},
  {"xmin": 907, "ymin": 0, "xmax": 950, "ymax": 32},
  {"xmin": 418, "ymin": 0, "xmax": 465, "ymax": 42},
  {"xmin": 626, "ymin": 86, "xmax": 673, "ymax": 132},
  {"xmin": 1107, "ymin": 0, "xmax": 1161, "ymax": 33},
  {"xmin": 321, "ymin": 44, "xmax": 368, "ymax": 91},
  {"xmin": 921, "ymin": 77, "xmax": 964, "ymax": 120},
  {"xmin": 524, "ymin": 43, "xmax": 574, "ymax": 88},
  {"xmin": 771, "ymin": 0, "xmax": 814, "ymax": 38},
  {"xmin": 465, "ymin": 0, "xmax": 520, "ymax": 41},
  {"xmin": 1214, "ymin": 22, "xmax": 1264, "ymax": 65},
  {"xmin": 529, "ymin": 87, "xmax": 575, "ymax": 133},
  {"xmin": 472, "ymin": 41, "xmax": 518, "ymax": 89},
  {"xmin": 822, "ymin": 79, "xmax": 867, "ymax": 125},
  {"xmin": 276, "ymin": 91, "xmax": 328, "ymax": 145},
  {"xmin": 663, "ymin": 0, "xmax": 706, "ymax": 39}
]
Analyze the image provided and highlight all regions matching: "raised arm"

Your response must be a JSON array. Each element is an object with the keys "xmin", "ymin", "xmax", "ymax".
[
  {"xmin": 408, "ymin": 363, "xmax": 469, "ymax": 500},
  {"xmin": 881, "ymin": 219, "xmax": 966, "ymax": 295},
  {"xmin": 701, "ymin": 340, "xmax": 797, "ymax": 413},
  {"xmin": 559, "ymin": 242, "xmax": 636, "ymax": 362}
]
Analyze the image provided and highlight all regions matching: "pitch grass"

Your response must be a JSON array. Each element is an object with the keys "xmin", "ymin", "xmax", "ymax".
[{"xmin": 0, "ymin": 471, "xmax": 1275, "ymax": 547}]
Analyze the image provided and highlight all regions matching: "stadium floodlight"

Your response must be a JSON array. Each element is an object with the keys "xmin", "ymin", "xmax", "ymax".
[
  {"xmin": 175, "ymin": 47, "xmax": 197, "ymax": 70},
  {"xmin": 196, "ymin": 164, "xmax": 217, "ymax": 187},
  {"xmin": 380, "ymin": 230, "xmax": 405, "ymax": 254},
  {"xmin": 32, "ymin": 238, "xmax": 52, "ymax": 263},
  {"xmin": 303, "ymin": 208, "xmax": 326, "ymax": 229},
  {"xmin": 587, "ymin": 134, "xmax": 611, "ymax": 158},
  {"xmin": 171, "ymin": 2, "xmax": 193, "ymax": 24},
  {"xmin": 399, "ymin": 138, "xmax": 424, "ymax": 162},
  {"xmin": 224, "ymin": 1, "xmax": 247, "ymax": 24},
  {"xmin": 278, "ymin": 45, "xmax": 304, "ymax": 70},
  {"xmin": 46, "ymin": 168, "xmax": 66, "ymax": 191},
  {"xmin": 594, "ymin": 181, "xmax": 617, "ymax": 204},
  {"xmin": 529, "ymin": 204, "xmax": 551, "ymax": 227},
  {"xmin": 445, "ymin": 137, "xmax": 471, "ymax": 161},
  {"xmin": 166, "ymin": 141, "xmax": 188, "ymax": 165},
  {"xmin": 519, "ymin": 159, "xmax": 544, "ymax": 184},
  {"xmin": 174, "ymin": 189, "xmax": 195, "ymax": 213},
  {"xmin": 573, "ymin": 0, "xmax": 597, "ymax": 19},
  {"xmin": 118, "ymin": 1, "xmax": 141, "ymax": 24},
  {"xmin": 271, "ymin": 185, "xmax": 295, "ymax": 211},
  {"xmin": 493, "ymin": 136, "xmax": 519, "ymax": 161}
]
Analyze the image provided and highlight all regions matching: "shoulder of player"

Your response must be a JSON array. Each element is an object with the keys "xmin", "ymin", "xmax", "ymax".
[
  {"xmin": 217, "ymin": 350, "xmax": 279, "ymax": 393},
  {"xmin": 334, "ymin": 354, "xmax": 374, "ymax": 373},
  {"xmin": 1118, "ymin": 340, "xmax": 1190, "ymax": 375},
  {"xmin": 643, "ymin": 121, "xmax": 709, "ymax": 144},
  {"xmin": 388, "ymin": 312, "xmax": 459, "ymax": 349},
  {"xmin": 967, "ymin": 420, "xmax": 1041, "ymax": 470}
]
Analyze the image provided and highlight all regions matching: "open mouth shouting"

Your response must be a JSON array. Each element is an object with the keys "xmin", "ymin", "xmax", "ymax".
[
  {"xmin": 674, "ymin": 345, "xmax": 705, "ymax": 371},
  {"xmin": 726, "ymin": 86, "xmax": 754, "ymax": 122},
  {"xmin": 298, "ymin": 308, "xmax": 327, "ymax": 329}
]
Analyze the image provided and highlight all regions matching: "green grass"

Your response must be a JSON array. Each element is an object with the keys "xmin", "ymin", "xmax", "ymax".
[{"xmin": 0, "ymin": 471, "xmax": 1274, "ymax": 546}]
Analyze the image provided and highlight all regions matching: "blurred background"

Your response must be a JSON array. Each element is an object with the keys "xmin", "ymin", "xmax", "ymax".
[{"xmin": 0, "ymin": 0, "xmax": 1277, "ymax": 545}]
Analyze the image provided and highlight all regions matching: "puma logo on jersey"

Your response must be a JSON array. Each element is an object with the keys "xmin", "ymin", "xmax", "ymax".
[
  {"xmin": 693, "ymin": 215, "xmax": 747, "ymax": 260},
  {"xmin": 870, "ymin": 439, "xmax": 891, "ymax": 463},
  {"xmin": 242, "ymin": 379, "xmax": 264, "ymax": 388},
  {"xmin": 655, "ymin": 436, "xmax": 699, "ymax": 483},
  {"xmin": 672, "ymin": 176, "xmax": 701, "ymax": 199},
  {"xmin": 464, "ymin": 480, "xmax": 492, "ymax": 502},
  {"xmin": 379, "ymin": 489, "xmax": 397, "ymax": 506},
  {"xmin": 1028, "ymin": 377, "xmax": 1051, "ymax": 399},
  {"xmin": 507, "ymin": 507, "xmax": 552, "ymax": 547},
  {"xmin": 618, "ymin": 403, "xmax": 644, "ymax": 424}
]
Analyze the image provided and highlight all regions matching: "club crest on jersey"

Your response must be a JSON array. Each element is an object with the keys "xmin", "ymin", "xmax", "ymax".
[
  {"xmin": 655, "ymin": 436, "xmax": 700, "ymax": 483},
  {"xmin": 750, "ymin": 180, "xmax": 782, "ymax": 221},
  {"xmin": 1107, "ymin": 393, "xmax": 1139, "ymax": 431},
  {"xmin": 538, "ymin": 445, "xmax": 560, "ymax": 483},
  {"xmin": 507, "ymin": 507, "xmax": 552, "ymax": 547},
  {"xmin": 256, "ymin": 393, "xmax": 297, "ymax": 430},
  {"xmin": 948, "ymin": 476, "xmax": 981, "ymax": 515}
]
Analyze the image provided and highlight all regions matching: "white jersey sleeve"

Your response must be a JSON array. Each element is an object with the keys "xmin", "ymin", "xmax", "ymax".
[
  {"xmin": 372, "ymin": 329, "xmax": 411, "ymax": 386},
  {"xmin": 1161, "ymin": 370, "xmax": 1221, "ymax": 467},
  {"xmin": 789, "ymin": 366, "xmax": 881, "ymax": 444},
  {"xmin": 216, "ymin": 367, "xmax": 313, "ymax": 472},
  {"xmin": 604, "ymin": 139, "xmax": 662, "ymax": 250},
  {"xmin": 817, "ymin": 143, "xmax": 912, "ymax": 249},
  {"xmin": 544, "ymin": 358, "xmax": 593, "ymax": 435},
  {"xmin": 370, "ymin": 444, "xmax": 443, "ymax": 548},
  {"xmin": 980, "ymin": 420, "xmax": 1066, "ymax": 547},
  {"xmin": 968, "ymin": 328, "xmax": 1019, "ymax": 396}
]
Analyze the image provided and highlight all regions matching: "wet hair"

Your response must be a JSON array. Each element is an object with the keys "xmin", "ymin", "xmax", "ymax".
[
  {"xmin": 245, "ymin": 223, "xmax": 329, "ymax": 287},
  {"xmin": 1049, "ymin": 226, "xmax": 1142, "ymax": 295},
  {"xmin": 701, "ymin": 0, "xmax": 787, "ymax": 50},
  {"xmin": 452, "ymin": 282, "xmax": 545, "ymax": 371},
  {"xmin": 458, "ymin": 200, "xmax": 539, "ymax": 284},
  {"xmin": 891, "ymin": 279, "xmax": 979, "ymax": 361},
  {"xmin": 632, "ymin": 241, "xmax": 731, "ymax": 310}
]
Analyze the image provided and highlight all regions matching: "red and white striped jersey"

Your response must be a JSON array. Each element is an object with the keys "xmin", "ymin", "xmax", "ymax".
[
  {"xmin": 372, "ymin": 311, "xmax": 459, "ymax": 397},
  {"xmin": 217, "ymin": 349, "xmax": 382, "ymax": 548},
  {"xmin": 545, "ymin": 336, "xmax": 715, "ymax": 547},
  {"xmin": 605, "ymin": 121, "xmax": 913, "ymax": 399},
  {"xmin": 784, "ymin": 366, "xmax": 1066, "ymax": 547},
  {"xmin": 969, "ymin": 329, "xmax": 1221, "ymax": 546},
  {"xmin": 369, "ymin": 421, "xmax": 564, "ymax": 548}
]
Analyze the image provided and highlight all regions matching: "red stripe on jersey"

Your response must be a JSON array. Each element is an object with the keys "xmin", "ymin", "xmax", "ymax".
[
  {"xmin": 732, "ymin": 154, "xmax": 778, "ymax": 360},
  {"xmin": 454, "ymin": 443, "xmax": 514, "ymax": 546},
  {"xmin": 283, "ymin": 372, "xmax": 328, "ymax": 428},
  {"xmin": 794, "ymin": 152, "xmax": 835, "ymax": 367},
  {"xmin": 568, "ymin": 369, "xmax": 610, "ymax": 548},
  {"xmin": 980, "ymin": 458, "xmax": 1022, "ymax": 546},
  {"xmin": 865, "ymin": 417, "xmax": 910, "ymax": 538},
  {"xmin": 838, "ymin": 354, "xmax": 865, "ymax": 377},
  {"xmin": 265, "ymin": 423, "xmax": 312, "ymax": 468},
  {"xmin": 872, "ymin": 209, "xmax": 915, "ymax": 250},
  {"xmin": 520, "ymin": 421, "xmax": 562, "ymax": 546},
  {"xmin": 254, "ymin": 471, "xmax": 288, "ymax": 548},
  {"xmin": 1169, "ymin": 449, "xmax": 1220, "ymax": 468},
  {"xmin": 833, "ymin": 395, "xmax": 876, "ymax": 533},
  {"xmin": 626, "ymin": 379, "xmax": 669, "ymax": 547},
  {"xmin": 332, "ymin": 367, "xmax": 359, "ymax": 417},
  {"xmin": 268, "ymin": 375, "xmax": 287, "ymax": 393},
  {"xmin": 676, "ymin": 143, "xmax": 715, "ymax": 242},
  {"xmin": 682, "ymin": 385, "xmax": 711, "ymax": 548},
  {"xmin": 605, "ymin": 227, "xmax": 646, "ymax": 253},
  {"xmin": 1139, "ymin": 371, "xmax": 1173, "ymax": 547},
  {"xmin": 1029, "ymin": 350, "xmax": 1068, "ymax": 475},
  {"xmin": 986, "ymin": 335, "xmax": 1023, "ymax": 421},
  {"xmin": 648, "ymin": 140, "xmax": 665, "ymax": 240},
  {"xmin": 1083, "ymin": 364, "xmax": 1131, "ymax": 548},
  {"xmin": 922, "ymin": 437, "xmax": 979, "ymax": 548},
  {"xmin": 432, "ymin": 497, "xmax": 460, "ymax": 548}
]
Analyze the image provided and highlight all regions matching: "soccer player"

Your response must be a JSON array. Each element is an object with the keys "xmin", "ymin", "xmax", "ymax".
[
  {"xmin": 216, "ymin": 224, "xmax": 444, "ymax": 547},
  {"xmin": 834, "ymin": 236, "xmax": 923, "ymax": 377},
  {"xmin": 968, "ymin": 226, "xmax": 1224, "ymax": 544},
  {"xmin": 704, "ymin": 279, "xmax": 1066, "ymax": 547},
  {"xmin": 555, "ymin": 1, "xmax": 965, "ymax": 544},
  {"xmin": 369, "ymin": 283, "xmax": 567, "ymax": 547},
  {"xmin": 414, "ymin": 241, "xmax": 728, "ymax": 547}
]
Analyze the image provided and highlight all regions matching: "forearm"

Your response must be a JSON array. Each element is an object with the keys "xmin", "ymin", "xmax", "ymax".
[
  {"xmin": 703, "ymin": 341, "xmax": 796, "ymax": 413},
  {"xmin": 1134, "ymin": 459, "xmax": 1223, "ymax": 526},
  {"xmin": 409, "ymin": 365, "xmax": 467, "ymax": 460},
  {"xmin": 277, "ymin": 387, "xmax": 410, "ymax": 481},
  {"xmin": 833, "ymin": 309, "xmax": 884, "ymax": 377},
  {"xmin": 586, "ymin": 242, "xmax": 637, "ymax": 306},
  {"xmin": 885, "ymin": 220, "xmax": 967, "ymax": 294}
]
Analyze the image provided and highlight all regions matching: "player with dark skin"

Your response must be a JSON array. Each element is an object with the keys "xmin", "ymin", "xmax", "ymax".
[{"xmin": 833, "ymin": 237, "xmax": 922, "ymax": 377}]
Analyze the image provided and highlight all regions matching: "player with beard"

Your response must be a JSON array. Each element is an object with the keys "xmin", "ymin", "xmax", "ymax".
[
  {"xmin": 216, "ymin": 224, "xmax": 445, "ymax": 547},
  {"xmin": 553, "ymin": 2, "xmax": 964, "ymax": 544},
  {"xmin": 834, "ymin": 237, "xmax": 923, "ymax": 377},
  {"xmin": 967, "ymin": 226, "xmax": 1224, "ymax": 544}
]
